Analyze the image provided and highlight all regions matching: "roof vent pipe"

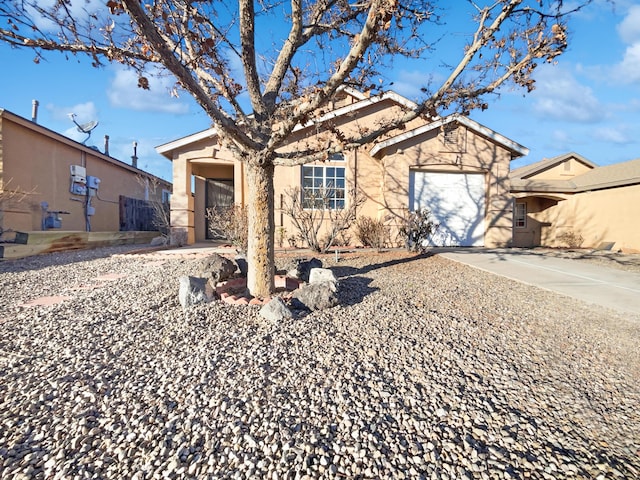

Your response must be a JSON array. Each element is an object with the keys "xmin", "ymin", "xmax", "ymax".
[
  {"xmin": 131, "ymin": 141, "xmax": 138, "ymax": 168},
  {"xmin": 104, "ymin": 135, "xmax": 110, "ymax": 156},
  {"xmin": 31, "ymin": 100, "xmax": 39, "ymax": 123}
]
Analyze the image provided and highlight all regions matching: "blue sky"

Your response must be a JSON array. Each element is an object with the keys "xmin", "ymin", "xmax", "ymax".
[{"xmin": 0, "ymin": 0, "xmax": 638, "ymax": 181}]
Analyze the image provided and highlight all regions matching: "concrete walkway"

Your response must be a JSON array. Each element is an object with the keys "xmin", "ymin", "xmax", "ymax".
[{"xmin": 438, "ymin": 249, "xmax": 640, "ymax": 315}]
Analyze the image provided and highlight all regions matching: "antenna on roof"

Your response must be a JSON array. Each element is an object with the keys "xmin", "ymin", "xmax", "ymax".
[{"xmin": 68, "ymin": 113, "xmax": 99, "ymax": 145}]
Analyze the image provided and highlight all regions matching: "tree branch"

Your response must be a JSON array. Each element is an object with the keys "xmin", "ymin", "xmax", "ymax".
[{"xmin": 121, "ymin": 0, "xmax": 261, "ymax": 151}]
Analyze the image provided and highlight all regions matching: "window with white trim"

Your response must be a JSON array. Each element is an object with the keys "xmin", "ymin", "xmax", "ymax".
[
  {"xmin": 514, "ymin": 202, "xmax": 527, "ymax": 228},
  {"xmin": 302, "ymin": 165, "xmax": 346, "ymax": 209}
]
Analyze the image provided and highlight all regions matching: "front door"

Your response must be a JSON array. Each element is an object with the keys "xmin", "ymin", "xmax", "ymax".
[{"xmin": 205, "ymin": 178, "xmax": 234, "ymax": 239}]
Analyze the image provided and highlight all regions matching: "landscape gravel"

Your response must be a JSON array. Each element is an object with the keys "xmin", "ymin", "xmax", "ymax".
[{"xmin": 0, "ymin": 245, "xmax": 639, "ymax": 480}]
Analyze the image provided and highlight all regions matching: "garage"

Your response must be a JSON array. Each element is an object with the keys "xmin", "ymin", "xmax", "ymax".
[{"xmin": 409, "ymin": 171, "xmax": 486, "ymax": 246}]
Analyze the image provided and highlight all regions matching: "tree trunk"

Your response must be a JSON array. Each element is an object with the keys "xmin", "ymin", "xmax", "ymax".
[{"xmin": 246, "ymin": 159, "xmax": 275, "ymax": 298}]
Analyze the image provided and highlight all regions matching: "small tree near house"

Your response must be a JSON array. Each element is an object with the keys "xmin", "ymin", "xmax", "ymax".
[
  {"xmin": 0, "ymin": 179, "xmax": 38, "ymax": 237},
  {"xmin": 0, "ymin": 0, "xmax": 591, "ymax": 297}
]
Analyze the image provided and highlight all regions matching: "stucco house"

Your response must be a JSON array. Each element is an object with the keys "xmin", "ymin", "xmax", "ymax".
[
  {"xmin": 510, "ymin": 152, "xmax": 640, "ymax": 252},
  {"xmin": 0, "ymin": 106, "xmax": 171, "ymax": 235},
  {"xmin": 157, "ymin": 89, "xmax": 529, "ymax": 248}
]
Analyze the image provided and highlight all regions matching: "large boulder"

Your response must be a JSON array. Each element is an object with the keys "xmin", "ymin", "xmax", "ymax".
[
  {"xmin": 200, "ymin": 253, "xmax": 237, "ymax": 283},
  {"xmin": 291, "ymin": 282, "xmax": 338, "ymax": 311}
]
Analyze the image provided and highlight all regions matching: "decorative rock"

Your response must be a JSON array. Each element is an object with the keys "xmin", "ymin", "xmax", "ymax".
[
  {"xmin": 200, "ymin": 253, "xmax": 237, "ymax": 283},
  {"xmin": 234, "ymin": 254, "xmax": 248, "ymax": 276},
  {"xmin": 308, "ymin": 268, "xmax": 338, "ymax": 291},
  {"xmin": 291, "ymin": 282, "xmax": 338, "ymax": 311},
  {"xmin": 286, "ymin": 258, "xmax": 322, "ymax": 282},
  {"xmin": 259, "ymin": 297, "xmax": 293, "ymax": 322},
  {"xmin": 178, "ymin": 276, "xmax": 214, "ymax": 308}
]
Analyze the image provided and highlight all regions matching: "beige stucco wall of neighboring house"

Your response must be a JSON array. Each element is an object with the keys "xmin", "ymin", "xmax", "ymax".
[
  {"xmin": 515, "ymin": 184, "xmax": 640, "ymax": 252},
  {"xmin": 0, "ymin": 111, "xmax": 170, "ymax": 234},
  {"xmin": 528, "ymin": 157, "xmax": 592, "ymax": 180}
]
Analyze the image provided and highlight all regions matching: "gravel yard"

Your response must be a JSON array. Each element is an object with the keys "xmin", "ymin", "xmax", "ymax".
[{"xmin": 0, "ymin": 246, "xmax": 639, "ymax": 480}]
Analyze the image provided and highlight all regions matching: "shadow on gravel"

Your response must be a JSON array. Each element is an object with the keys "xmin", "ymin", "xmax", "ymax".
[
  {"xmin": 336, "ymin": 276, "xmax": 378, "ymax": 306},
  {"xmin": 331, "ymin": 252, "xmax": 433, "ymax": 306},
  {"xmin": 330, "ymin": 252, "xmax": 434, "ymax": 278}
]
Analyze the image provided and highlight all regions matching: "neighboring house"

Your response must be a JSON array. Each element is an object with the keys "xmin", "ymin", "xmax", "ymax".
[
  {"xmin": 156, "ymin": 89, "xmax": 528, "ymax": 248},
  {"xmin": 0, "ymin": 107, "xmax": 171, "ymax": 234},
  {"xmin": 510, "ymin": 152, "xmax": 640, "ymax": 252}
]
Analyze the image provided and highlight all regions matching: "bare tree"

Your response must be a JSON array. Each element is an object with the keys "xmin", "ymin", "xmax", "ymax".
[
  {"xmin": 0, "ymin": 0, "xmax": 591, "ymax": 297},
  {"xmin": 0, "ymin": 179, "xmax": 38, "ymax": 236}
]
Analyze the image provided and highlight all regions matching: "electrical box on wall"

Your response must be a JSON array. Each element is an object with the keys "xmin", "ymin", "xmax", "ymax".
[
  {"xmin": 87, "ymin": 176, "xmax": 101, "ymax": 189},
  {"xmin": 70, "ymin": 165, "xmax": 86, "ymax": 182},
  {"xmin": 71, "ymin": 183, "xmax": 87, "ymax": 195},
  {"xmin": 70, "ymin": 165, "xmax": 87, "ymax": 195}
]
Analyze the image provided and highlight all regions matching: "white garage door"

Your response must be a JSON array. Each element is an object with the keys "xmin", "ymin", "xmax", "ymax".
[{"xmin": 409, "ymin": 171, "xmax": 486, "ymax": 247}]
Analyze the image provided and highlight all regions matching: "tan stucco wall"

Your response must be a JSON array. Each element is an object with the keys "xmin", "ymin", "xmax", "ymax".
[
  {"xmin": 176, "ymin": 127, "xmax": 514, "ymax": 247},
  {"xmin": 367, "ymin": 125, "xmax": 514, "ymax": 247},
  {"xmin": 1, "ymin": 114, "xmax": 169, "ymax": 233},
  {"xmin": 165, "ymin": 99, "xmax": 516, "ymax": 248},
  {"xmin": 514, "ymin": 184, "xmax": 640, "ymax": 252}
]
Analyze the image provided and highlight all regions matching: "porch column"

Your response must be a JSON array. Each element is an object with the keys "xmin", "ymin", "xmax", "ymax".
[
  {"xmin": 233, "ymin": 160, "xmax": 245, "ymax": 206},
  {"xmin": 170, "ymin": 155, "xmax": 195, "ymax": 244}
]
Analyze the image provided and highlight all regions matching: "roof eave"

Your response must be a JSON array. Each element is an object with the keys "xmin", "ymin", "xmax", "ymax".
[
  {"xmin": 370, "ymin": 114, "xmax": 529, "ymax": 158},
  {"xmin": 155, "ymin": 128, "xmax": 218, "ymax": 159}
]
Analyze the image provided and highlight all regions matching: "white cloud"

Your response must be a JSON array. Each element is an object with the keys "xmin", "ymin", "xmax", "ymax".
[
  {"xmin": 387, "ymin": 69, "xmax": 446, "ymax": 102},
  {"xmin": 45, "ymin": 101, "xmax": 100, "ymax": 142},
  {"xmin": 614, "ymin": 43, "xmax": 640, "ymax": 84},
  {"xmin": 617, "ymin": 5, "xmax": 640, "ymax": 44},
  {"xmin": 28, "ymin": 0, "xmax": 106, "ymax": 32},
  {"xmin": 593, "ymin": 126, "xmax": 632, "ymax": 144},
  {"xmin": 107, "ymin": 67, "xmax": 190, "ymax": 114},
  {"xmin": 531, "ymin": 65, "xmax": 601, "ymax": 123},
  {"xmin": 47, "ymin": 101, "xmax": 98, "ymax": 122}
]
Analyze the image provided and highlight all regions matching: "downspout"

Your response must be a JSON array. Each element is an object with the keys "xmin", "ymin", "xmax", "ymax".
[{"xmin": 353, "ymin": 148, "xmax": 358, "ymax": 216}]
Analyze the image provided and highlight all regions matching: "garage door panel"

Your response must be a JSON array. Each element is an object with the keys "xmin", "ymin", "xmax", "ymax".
[{"xmin": 409, "ymin": 171, "xmax": 485, "ymax": 247}]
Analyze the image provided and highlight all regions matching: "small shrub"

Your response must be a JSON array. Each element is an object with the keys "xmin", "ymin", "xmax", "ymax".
[
  {"xmin": 557, "ymin": 230, "xmax": 584, "ymax": 249},
  {"xmin": 206, "ymin": 204, "xmax": 249, "ymax": 253},
  {"xmin": 283, "ymin": 186, "xmax": 364, "ymax": 253},
  {"xmin": 398, "ymin": 208, "xmax": 439, "ymax": 252},
  {"xmin": 355, "ymin": 216, "xmax": 389, "ymax": 250}
]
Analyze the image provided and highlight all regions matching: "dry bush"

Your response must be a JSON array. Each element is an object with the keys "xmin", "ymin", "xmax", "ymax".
[
  {"xmin": 283, "ymin": 186, "xmax": 364, "ymax": 253},
  {"xmin": 399, "ymin": 208, "xmax": 439, "ymax": 252},
  {"xmin": 557, "ymin": 230, "xmax": 584, "ymax": 249},
  {"xmin": 355, "ymin": 216, "xmax": 389, "ymax": 250},
  {"xmin": 206, "ymin": 204, "xmax": 249, "ymax": 253}
]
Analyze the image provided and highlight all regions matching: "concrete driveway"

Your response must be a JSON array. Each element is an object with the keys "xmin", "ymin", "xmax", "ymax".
[{"xmin": 438, "ymin": 249, "xmax": 640, "ymax": 315}]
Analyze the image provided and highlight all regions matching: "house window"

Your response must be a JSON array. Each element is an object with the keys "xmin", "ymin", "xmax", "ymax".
[
  {"xmin": 302, "ymin": 165, "xmax": 346, "ymax": 209},
  {"xmin": 161, "ymin": 189, "xmax": 171, "ymax": 204},
  {"xmin": 514, "ymin": 202, "xmax": 527, "ymax": 228}
]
